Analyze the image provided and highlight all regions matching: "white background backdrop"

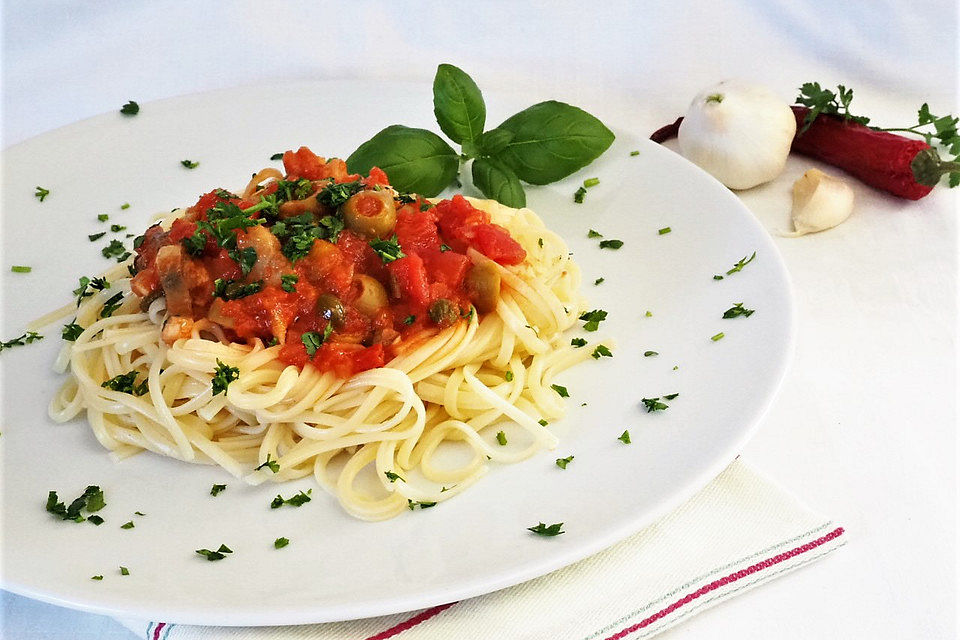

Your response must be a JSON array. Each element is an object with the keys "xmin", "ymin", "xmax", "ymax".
[{"xmin": 2, "ymin": 1, "xmax": 956, "ymax": 638}]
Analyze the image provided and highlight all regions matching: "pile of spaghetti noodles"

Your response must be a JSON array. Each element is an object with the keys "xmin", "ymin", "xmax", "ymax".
[{"xmin": 48, "ymin": 154, "xmax": 591, "ymax": 520}]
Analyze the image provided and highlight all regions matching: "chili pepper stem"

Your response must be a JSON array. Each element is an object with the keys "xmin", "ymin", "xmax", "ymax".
[{"xmin": 910, "ymin": 147, "xmax": 960, "ymax": 187}]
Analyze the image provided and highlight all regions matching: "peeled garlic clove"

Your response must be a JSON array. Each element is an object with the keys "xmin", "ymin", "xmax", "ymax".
[{"xmin": 783, "ymin": 168, "xmax": 854, "ymax": 237}]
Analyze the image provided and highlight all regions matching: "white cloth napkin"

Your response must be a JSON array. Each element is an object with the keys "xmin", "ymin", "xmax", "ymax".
[{"xmin": 116, "ymin": 460, "xmax": 844, "ymax": 639}]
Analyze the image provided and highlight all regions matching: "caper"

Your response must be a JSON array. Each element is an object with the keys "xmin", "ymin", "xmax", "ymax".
[
  {"xmin": 316, "ymin": 293, "xmax": 345, "ymax": 330},
  {"xmin": 428, "ymin": 298, "xmax": 459, "ymax": 328}
]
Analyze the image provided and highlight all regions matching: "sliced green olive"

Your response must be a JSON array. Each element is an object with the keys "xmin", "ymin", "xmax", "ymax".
[
  {"xmin": 342, "ymin": 190, "xmax": 397, "ymax": 238},
  {"xmin": 353, "ymin": 275, "xmax": 389, "ymax": 316},
  {"xmin": 464, "ymin": 262, "xmax": 501, "ymax": 314},
  {"xmin": 316, "ymin": 293, "xmax": 345, "ymax": 330},
  {"xmin": 428, "ymin": 298, "xmax": 459, "ymax": 328}
]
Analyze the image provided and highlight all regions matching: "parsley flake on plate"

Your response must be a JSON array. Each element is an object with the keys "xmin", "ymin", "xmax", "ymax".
[
  {"xmin": 0, "ymin": 331, "xmax": 43, "ymax": 353},
  {"xmin": 496, "ymin": 431, "xmax": 508, "ymax": 446},
  {"xmin": 274, "ymin": 537, "xmax": 290, "ymax": 549},
  {"xmin": 641, "ymin": 396, "xmax": 670, "ymax": 412},
  {"xmin": 384, "ymin": 471, "xmax": 405, "ymax": 483},
  {"xmin": 723, "ymin": 302, "xmax": 755, "ymax": 319},
  {"xmin": 119, "ymin": 100, "xmax": 139, "ymax": 115},
  {"xmin": 599, "ymin": 239, "xmax": 623, "ymax": 250},
  {"xmin": 578, "ymin": 309, "xmax": 607, "ymax": 332},
  {"xmin": 195, "ymin": 544, "xmax": 232, "ymax": 561},
  {"xmin": 555, "ymin": 455, "xmax": 574, "ymax": 469},
  {"xmin": 181, "ymin": 159, "xmax": 199, "ymax": 169},
  {"xmin": 550, "ymin": 384, "xmax": 569, "ymax": 398},
  {"xmin": 270, "ymin": 489, "xmax": 312, "ymax": 509},
  {"xmin": 210, "ymin": 484, "xmax": 227, "ymax": 497},
  {"xmin": 527, "ymin": 522, "xmax": 564, "ymax": 536},
  {"xmin": 34, "ymin": 186, "xmax": 50, "ymax": 202},
  {"xmin": 254, "ymin": 454, "xmax": 280, "ymax": 473},
  {"xmin": 618, "ymin": 430, "xmax": 631, "ymax": 444},
  {"xmin": 591, "ymin": 345, "xmax": 612, "ymax": 359}
]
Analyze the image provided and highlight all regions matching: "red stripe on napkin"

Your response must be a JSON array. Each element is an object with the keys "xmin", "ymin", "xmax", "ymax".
[
  {"xmin": 152, "ymin": 622, "xmax": 167, "ymax": 640},
  {"xmin": 603, "ymin": 526, "xmax": 845, "ymax": 640},
  {"xmin": 364, "ymin": 602, "xmax": 458, "ymax": 640}
]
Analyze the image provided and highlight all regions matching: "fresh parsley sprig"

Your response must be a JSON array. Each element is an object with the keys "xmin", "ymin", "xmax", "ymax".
[
  {"xmin": 0, "ymin": 331, "xmax": 43, "ymax": 353},
  {"xmin": 527, "ymin": 521, "xmax": 564, "ymax": 536}
]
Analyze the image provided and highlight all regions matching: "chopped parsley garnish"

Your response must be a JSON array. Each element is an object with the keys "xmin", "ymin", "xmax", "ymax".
[
  {"xmin": 181, "ymin": 159, "xmax": 199, "ymax": 169},
  {"xmin": 573, "ymin": 186, "xmax": 587, "ymax": 203},
  {"xmin": 578, "ymin": 309, "xmax": 607, "ymax": 332},
  {"xmin": 110, "ymin": 224, "xmax": 126, "ymax": 232},
  {"xmin": 120, "ymin": 521, "xmax": 134, "ymax": 529},
  {"xmin": 527, "ymin": 522, "xmax": 564, "ymax": 536},
  {"xmin": 120, "ymin": 203, "xmax": 130, "ymax": 210},
  {"xmin": 101, "ymin": 370, "xmax": 148, "ymax": 396},
  {"xmin": 212, "ymin": 278, "xmax": 263, "ymax": 300},
  {"xmin": 369, "ymin": 235, "xmax": 406, "ymax": 263},
  {"xmin": 384, "ymin": 471, "xmax": 405, "ymax": 483},
  {"xmin": 301, "ymin": 328, "xmax": 333, "ymax": 356},
  {"xmin": 538, "ymin": 237, "xmax": 544, "ymax": 248},
  {"xmin": 45, "ymin": 485, "xmax": 105, "ymax": 523},
  {"xmin": 270, "ymin": 213, "xmax": 343, "ymax": 262},
  {"xmin": 232, "ymin": 247, "xmax": 258, "ymax": 275},
  {"xmin": 316, "ymin": 179, "xmax": 364, "ymax": 208},
  {"xmin": 658, "ymin": 227, "xmax": 672, "ymax": 235},
  {"xmin": 280, "ymin": 274, "xmax": 299, "ymax": 293},
  {"xmin": 645, "ymin": 310, "xmax": 653, "ymax": 317},
  {"xmin": 555, "ymin": 455, "xmax": 574, "ymax": 469},
  {"xmin": 643, "ymin": 350, "xmax": 658, "ymax": 357},
  {"xmin": 99, "ymin": 291, "xmax": 125, "ymax": 317},
  {"xmin": 0, "ymin": 331, "xmax": 43, "ymax": 353},
  {"xmin": 583, "ymin": 177, "xmax": 600, "ymax": 188},
  {"xmin": 10, "ymin": 265, "xmax": 31, "ymax": 273},
  {"xmin": 504, "ymin": 371, "xmax": 514, "ymax": 382},
  {"xmin": 98, "ymin": 213, "xmax": 109, "ymax": 222},
  {"xmin": 403, "ymin": 315, "xmax": 416, "ymax": 325},
  {"xmin": 641, "ymin": 396, "xmax": 670, "ymax": 412},
  {"xmin": 120, "ymin": 566, "xmax": 130, "ymax": 576},
  {"xmin": 119, "ymin": 100, "xmax": 139, "ymax": 115},
  {"xmin": 496, "ymin": 431, "xmax": 508, "ymax": 446},
  {"xmin": 408, "ymin": 500, "xmax": 438, "ymax": 510},
  {"xmin": 587, "ymin": 229, "xmax": 603, "ymax": 238},
  {"xmin": 591, "ymin": 345, "xmax": 612, "ymax": 359},
  {"xmin": 270, "ymin": 489, "xmax": 312, "ymax": 509},
  {"xmin": 73, "ymin": 276, "xmax": 110, "ymax": 305},
  {"xmin": 211, "ymin": 359, "xmax": 239, "ymax": 396},
  {"xmin": 550, "ymin": 384, "xmax": 569, "ymax": 398},
  {"xmin": 254, "ymin": 454, "xmax": 280, "ymax": 474},
  {"xmin": 630, "ymin": 150, "xmax": 640, "ymax": 156},
  {"xmin": 276, "ymin": 178, "xmax": 314, "ymax": 201},
  {"xmin": 91, "ymin": 575, "xmax": 103, "ymax": 581},
  {"xmin": 195, "ymin": 544, "xmax": 232, "ymax": 561},
  {"xmin": 135, "ymin": 511, "xmax": 146, "ymax": 516},
  {"xmin": 570, "ymin": 337, "xmax": 587, "ymax": 347},
  {"xmin": 88, "ymin": 515, "xmax": 104, "ymax": 525},
  {"xmin": 618, "ymin": 430, "xmax": 631, "ymax": 444},
  {"xmin": 34, "ymin": 186, "xmax": 50, "ymax": 202},
  {"xmin": 101, "ymin": 239, "xmax": 126, "ymax": 260},
  {"xmin": 716, "ymin": 251, "xmax": 757, "ymax": 279},
  {"xmin": 594, "ymin": 277, "xmax": 604, "ymax": 285},
  {"xmin": 210, "ymin": 484, "xmax": 227, "ymax": 497},
  {"xmin": 181, "ymin": 229, "xmax": 206, "ymax": 256},
  {"xmin": 538, "ymin": 419, "xmax": 549, "ymax": 427},
  {"xmin": 88, "ymin": 232, "xmax": 107, "ymax": 242},
  {"xmin": 270, "ymin": 152, "xmax": 284, "ymax": 161},
  {"xmin": 711, "ymin": 332, "xmax": 725, "ymax": 342},
  {"xmin": 722, "ymin": 302, "xmax": 755, "ymax": 319},
  {"xmin": 599, "ymin": 239, "xmax": 623, "ymax": 250},
  {"xmin": 439, "ymin": 243, "xmax": 452, "ymax": 252},
  {"xmin": 274, "ymin": 537, "xmax": 290, "ymax": 549},
  {"xmin": 663, "ymin": 393, "xmax": 679, "ymax": 400}
]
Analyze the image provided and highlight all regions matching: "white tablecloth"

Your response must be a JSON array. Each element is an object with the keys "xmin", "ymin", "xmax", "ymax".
[{"xmin": 2, "ymin": 1, "xmax": 956, "ymax": 638}]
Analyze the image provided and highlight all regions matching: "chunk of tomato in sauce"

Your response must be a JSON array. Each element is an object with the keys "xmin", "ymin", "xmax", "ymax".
[
  {"xmin": 387, "ymin": 254, "xmax": 431, "ymax": 308},
  {"xmin": 395, "ymin": 206, "xmax": 441, "ymax": 254},
  {"xmin": 363, "ymin": 167, "xmax": 390, "ymax": 187},
  {"xmin": 471, "ymin": 223, "xmax": 526, "ymax": 265},
  {"xmin": 421, "ymin": 249, "xmax": 470, "ymax": 289},
  {"xmin": 283, "ymin": 147, "xmax": 356, "ymax": 182},
  {"xmin": 435, "ymin": 195, "xmax": 489, "ymax": 253}
]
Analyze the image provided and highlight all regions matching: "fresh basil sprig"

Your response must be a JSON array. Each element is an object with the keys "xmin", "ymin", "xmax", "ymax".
[{"xmin": 347, "ymin": 64, "xmax": 615, "ymax": 207}]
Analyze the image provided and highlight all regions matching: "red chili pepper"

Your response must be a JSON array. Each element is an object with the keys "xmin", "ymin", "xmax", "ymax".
[
  {"xmin": 650, "ymin": 109, "xmax": 954, "ymax": 200},
  {"xmin": 789, "ymin": 106, "xmax": 934, "ymax": 200}
]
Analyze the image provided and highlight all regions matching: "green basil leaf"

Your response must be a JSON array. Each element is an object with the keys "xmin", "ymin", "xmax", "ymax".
[
  {"xmin": 347, "ymin": 125, "xmax": 458, "ymax": 197},
  {"xmin": 432, "ymin": 64, "xmax": 486, "ymax": 144},
  {"xmin": 477, "ymin": 127, "xmax": 515, "ymax": 156},
  {"xmin": 495, "ymin": 101, "xmax": 615, "ymax": 185},
  {"xmin": 472, "ymin": 157, "xmax": 526, "ymax": 208}
]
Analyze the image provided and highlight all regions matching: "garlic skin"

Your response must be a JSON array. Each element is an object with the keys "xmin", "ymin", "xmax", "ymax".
[
  {"xmin": 784, "ymin": 168, "xmax": 854, "ymax": 237},
  {"xmin": 678, "ymin": 80, "xmax": 797, "ymax": 190}
]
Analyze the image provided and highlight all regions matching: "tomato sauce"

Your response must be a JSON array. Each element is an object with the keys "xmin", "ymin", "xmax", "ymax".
[{"xmin": 130, "ymin": 147, "xmax": 527, "ymax": 377}]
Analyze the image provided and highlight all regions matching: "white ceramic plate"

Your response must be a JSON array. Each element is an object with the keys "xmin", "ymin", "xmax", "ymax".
[{"xmin": 0, "ymin": 81, "xmax": 794, "ymax": 625}]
